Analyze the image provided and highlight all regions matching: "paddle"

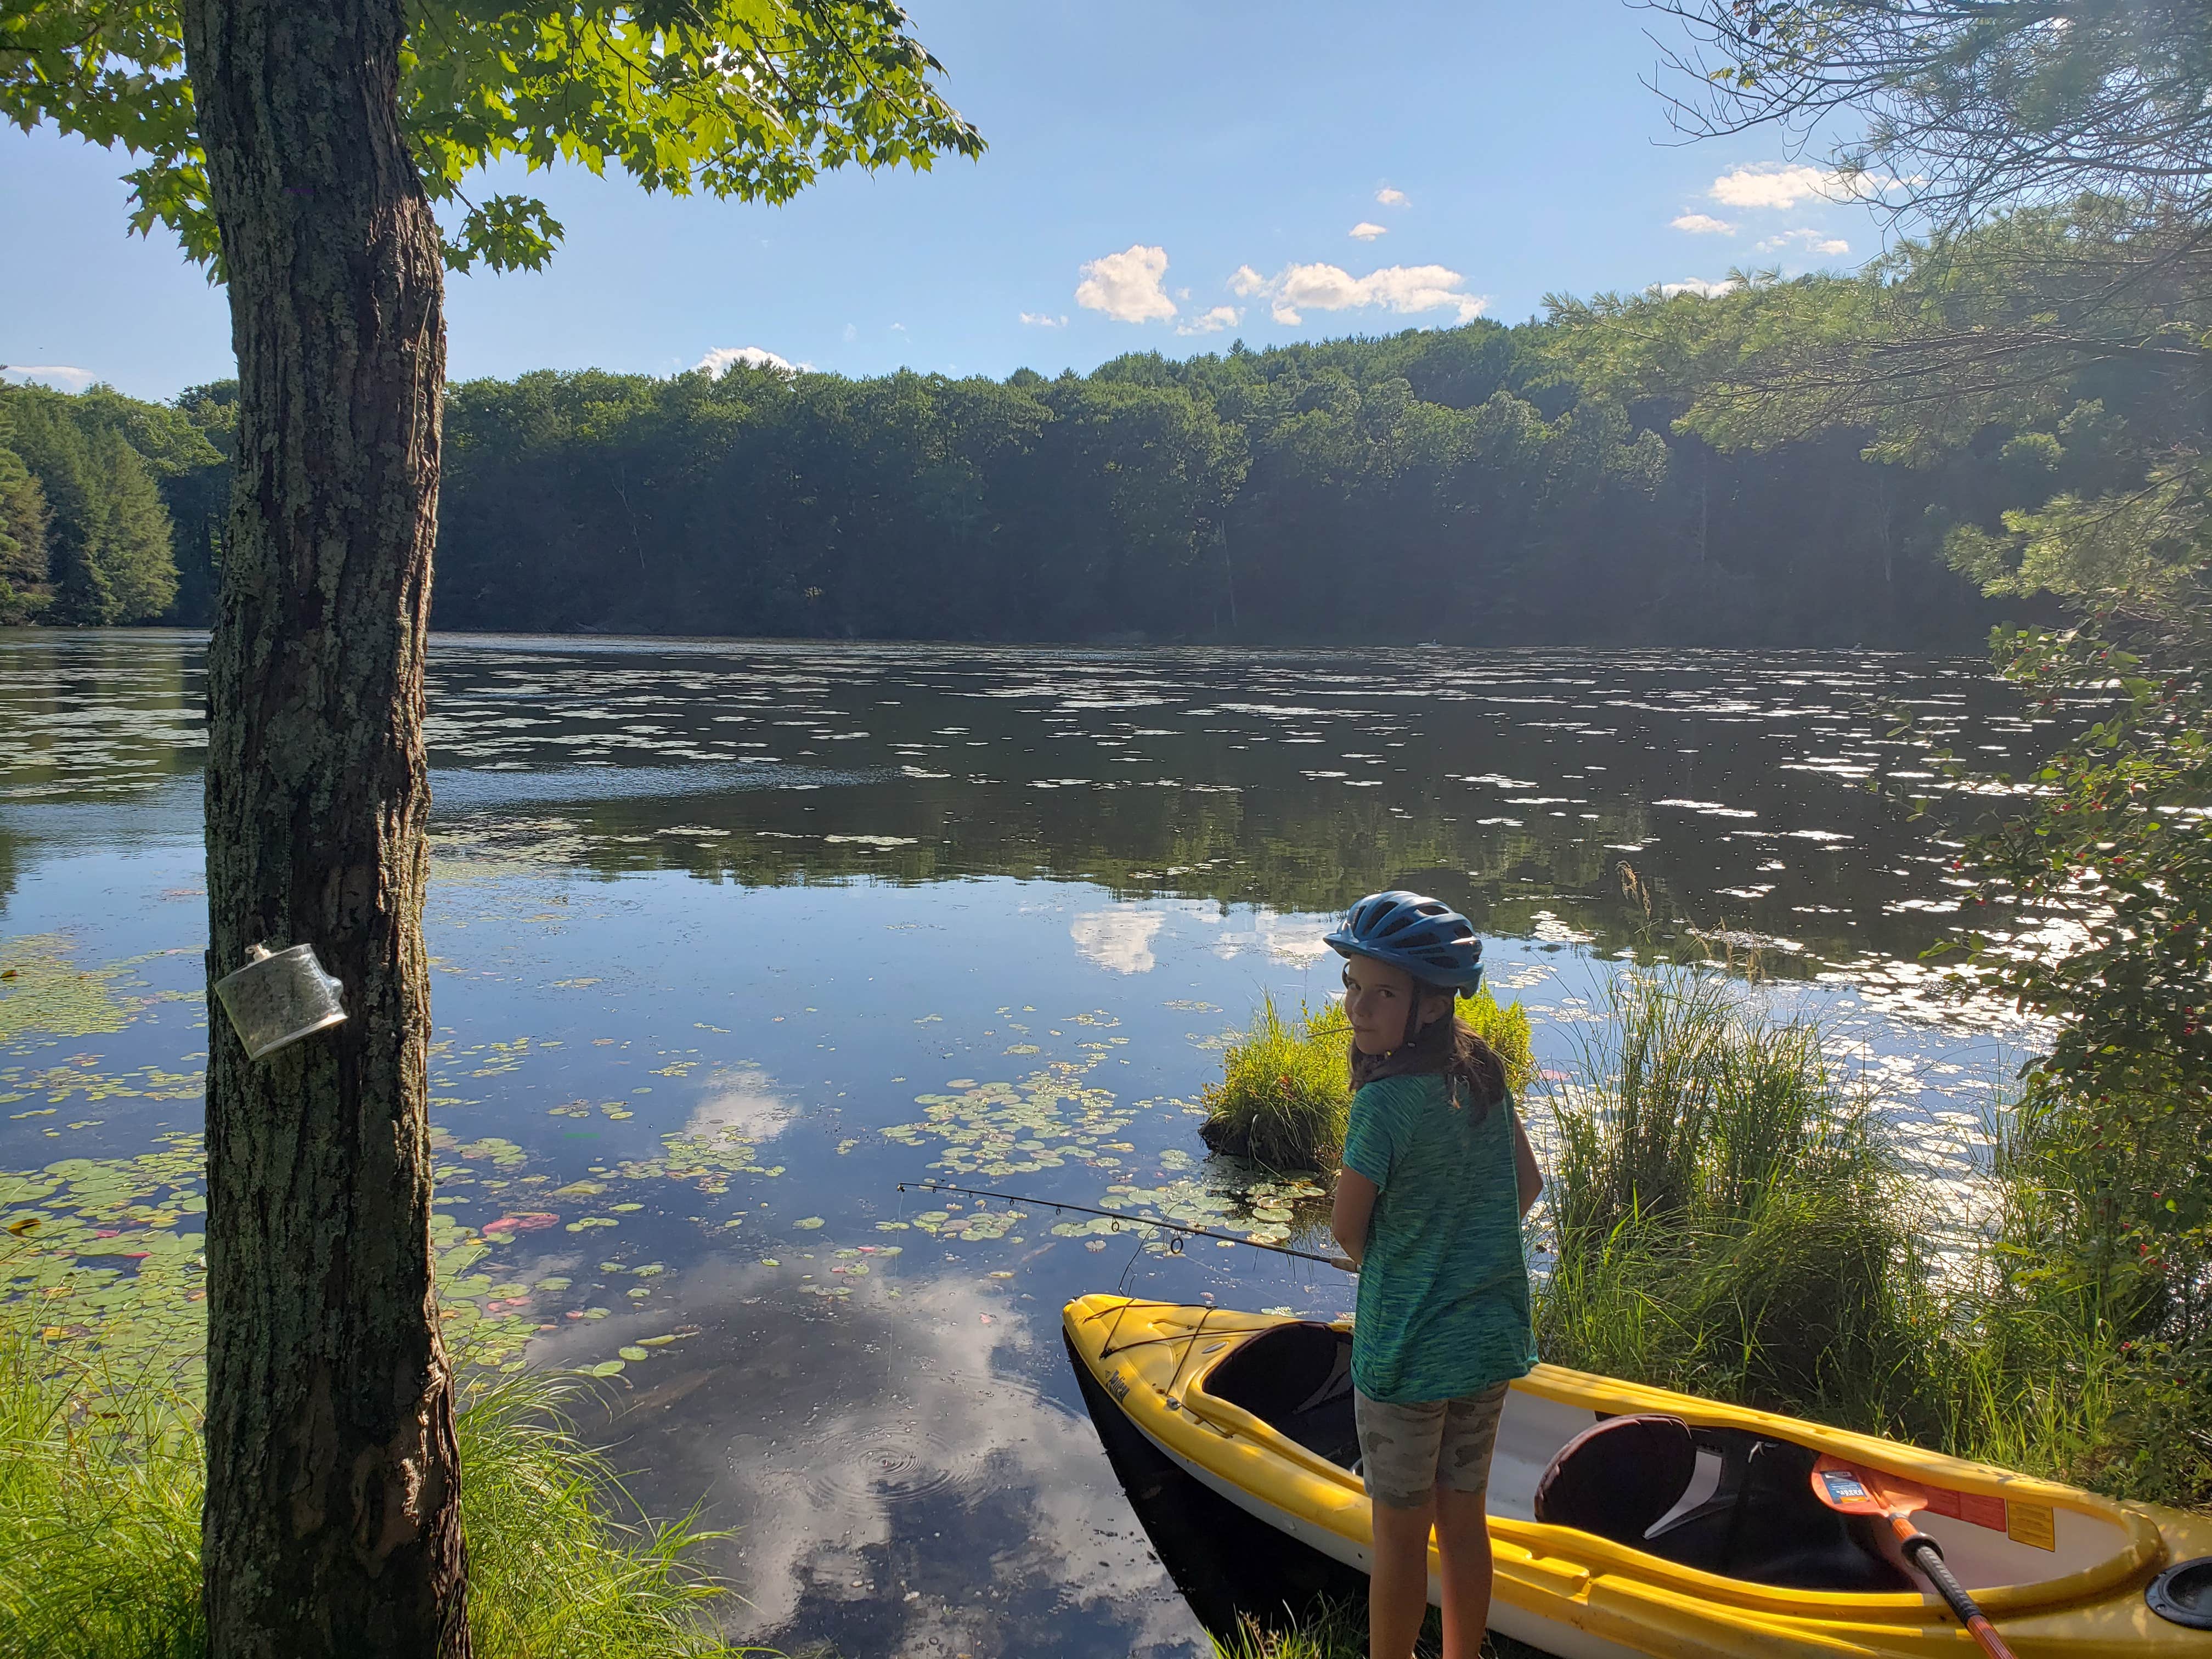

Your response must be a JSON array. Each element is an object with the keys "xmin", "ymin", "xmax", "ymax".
[{"xmin": 1811, "ymin": 1454, "xmax": 2020, "ymax": 1659}]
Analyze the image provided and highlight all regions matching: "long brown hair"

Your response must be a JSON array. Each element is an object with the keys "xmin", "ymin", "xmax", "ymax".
[{"xmin": 1350, "ymin": 998, "xmax": 1508, "ymax": 1119}]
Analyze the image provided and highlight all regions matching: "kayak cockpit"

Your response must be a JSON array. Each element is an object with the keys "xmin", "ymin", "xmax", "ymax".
[
  {"xmin": 1533, "ymin": 1413, "xmax": 1908, "ymax": 1592},
  {"xmin": 1193, "ymin": 1322, "xmax": 1895, "ymax": 1590},
  {"xmin": 1185, "ymin": 1319, "xmax": 2146, "ymax": 1604},
  {"xmin": 1199, "ymin": 1317, "xmax": 1361, "ymax": 1468}
]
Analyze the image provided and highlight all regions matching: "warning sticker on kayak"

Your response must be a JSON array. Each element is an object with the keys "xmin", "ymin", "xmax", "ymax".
[
  {"xmin": 1919, "ymin": 1483, "xmax": 2010, "ymax": 1533},
  {"xmin": 1918, "ymin": 1483, "xmax": 2056, "ymax": 1548},
  {"xmin": 2006, "ymin": 1502, "xmax": 2057, "ymax": 1551}
]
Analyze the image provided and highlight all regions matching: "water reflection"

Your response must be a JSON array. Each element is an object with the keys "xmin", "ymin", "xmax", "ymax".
[{"xmin": 0, "ymin": 632, "xmax": 2051, "ymax": 1654}]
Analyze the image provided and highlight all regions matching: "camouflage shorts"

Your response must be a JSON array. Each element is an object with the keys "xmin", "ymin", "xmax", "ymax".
[{"xmin": 1353, "ymin": 1383, "xmax": 1510, "ymax": 1510}]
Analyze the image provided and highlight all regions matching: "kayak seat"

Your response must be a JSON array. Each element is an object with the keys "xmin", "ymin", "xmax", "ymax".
[
  {"xmin": 1535, "ymin": 1415, "xmax": 1911, "ymax": 1594},
  {"xmin": 1534, "ymin": 1414, "xmax": 1699, "ymax": 1540},
  {"xmin": 1201, "ymin": 1323, "xmax": 1361, "ymax": 1469}
]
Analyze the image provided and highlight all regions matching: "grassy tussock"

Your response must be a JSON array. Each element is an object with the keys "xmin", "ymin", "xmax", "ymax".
[
  {"xmin": 1199, "ymin": 992, "xmax": 1534, "ymax": 1172},
  {"xmin": 0, "ymin": 1296, "xmax": 765, "ymax": 1659}
]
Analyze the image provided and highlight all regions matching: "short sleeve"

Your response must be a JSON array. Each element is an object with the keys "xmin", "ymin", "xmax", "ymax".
[{"xmin": 1342, "ymin": 1077, "xmax": 1411, "ymax": 1190}]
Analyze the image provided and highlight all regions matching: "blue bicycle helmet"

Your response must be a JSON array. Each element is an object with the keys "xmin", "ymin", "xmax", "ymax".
[{"xmin": 1324, "ymin": 890, "xmax": 1484, "ymax": 994}]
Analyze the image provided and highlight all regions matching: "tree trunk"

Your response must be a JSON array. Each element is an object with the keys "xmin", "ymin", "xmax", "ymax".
[{"xmin": 177, "ymin": 2, "xmax": 465, "ymax": 1655}]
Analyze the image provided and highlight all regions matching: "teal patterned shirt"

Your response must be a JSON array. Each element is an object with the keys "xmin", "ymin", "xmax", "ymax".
[{"xmin": 1343, "ymin": 1073, "xmax": 1536, "ymax": 1403}]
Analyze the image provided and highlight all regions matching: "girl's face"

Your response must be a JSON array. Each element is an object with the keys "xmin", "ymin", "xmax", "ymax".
[{"xmin": 1340, "ymin": 956, "xmax": 1451, "ymax": 1055}]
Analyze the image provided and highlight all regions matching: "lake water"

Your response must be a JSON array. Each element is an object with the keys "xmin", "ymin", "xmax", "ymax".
[{"xmin": 0, "ymin": 631, "xmax": 2048, "ymax": 1656}]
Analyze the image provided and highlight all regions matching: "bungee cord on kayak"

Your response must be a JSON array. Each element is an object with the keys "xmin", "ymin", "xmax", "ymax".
[{"xmin": 896, "ymin": 1178, "xmax": 1357, "ymax": 1272}]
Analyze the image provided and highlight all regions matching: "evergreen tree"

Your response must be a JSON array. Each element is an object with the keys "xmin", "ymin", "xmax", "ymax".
[
  {"xmin": 4, "ymin": 394, "xmax": 112, "ymax": 624},
  {"xmin": 86, "ymin": 427, "xmax": 180, "ymax": 621},
  {"xmin": 0, "ymin": 444, "xmax": 50, "ymax": 624}
]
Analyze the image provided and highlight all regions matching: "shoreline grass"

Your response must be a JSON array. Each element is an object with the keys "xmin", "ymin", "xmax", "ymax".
[
  {"xmin": 1200, "ymin": 991, "xmax": 1535, "ymax": 1172},
  {"xmin": 0, "ymin": 1297, "xmax": 760, "ymax": 1659},
  {"xmin": 1534, "ymin": 966, "xmax": 2212, "ymax": 1512}
]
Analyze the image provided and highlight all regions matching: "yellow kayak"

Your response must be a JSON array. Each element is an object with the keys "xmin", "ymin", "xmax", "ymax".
[{"xmin": 1064, "ymin": 1294, "xmax": 2212, "ymax": 1658}]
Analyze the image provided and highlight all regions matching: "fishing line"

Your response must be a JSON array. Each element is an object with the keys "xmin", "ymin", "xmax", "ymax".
[{"xmin": 896, "ymin": 1179, "xmax": 1355, "ymax": 1272}]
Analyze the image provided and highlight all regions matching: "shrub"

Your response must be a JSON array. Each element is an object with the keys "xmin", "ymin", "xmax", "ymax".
[
  {"xmin": 1932, "ymin": 1085, "xmax": 2212, "ymax": 1509},
  {"xmin": 1199, "ymin": 990, "xmax": 1535, "ymax": 1172}
]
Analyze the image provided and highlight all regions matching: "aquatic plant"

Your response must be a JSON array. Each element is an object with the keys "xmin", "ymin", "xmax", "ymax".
[
  {"xmin": 1198, "ymin": 997, "xmax": 1355, "ymax": 1171},
  {"xmin": 0, "ymin": 1290, "xmax": 764, "ymax": 1659},
  {"xmin": 1199, "ymin": 991, "xmax": 1534, "ymax": 1173}
]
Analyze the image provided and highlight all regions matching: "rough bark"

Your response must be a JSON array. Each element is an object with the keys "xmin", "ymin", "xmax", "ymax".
[{"xmin": 177, "ymin": 1, "xmax": 466, "ymax": 1654}]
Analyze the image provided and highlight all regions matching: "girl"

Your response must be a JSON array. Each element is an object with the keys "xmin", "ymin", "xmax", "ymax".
[{"xmin": 1326, "ymin": 890, "xmax": 1543, "ymax": 1659}]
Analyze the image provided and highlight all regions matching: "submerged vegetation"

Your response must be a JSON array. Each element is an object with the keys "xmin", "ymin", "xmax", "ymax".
[
  {"xmin": 0, "ymin": 1286, "xmax": 752, "ymax": 1659},
  {"xmin": 1199, "ymin": 991, "xmax": 1534, "ymax": 1172},
  {"xmin": 1535, "ymin": 969, "xmax": 2212, "ymax": 1512}
]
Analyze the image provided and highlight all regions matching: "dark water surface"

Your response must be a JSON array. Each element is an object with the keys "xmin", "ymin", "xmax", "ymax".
[{"xmin": 0, "ymin": 632, "xmax": 2046, "ymax": 1655}]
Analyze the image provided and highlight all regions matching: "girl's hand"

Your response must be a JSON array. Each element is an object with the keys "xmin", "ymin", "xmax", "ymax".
[
  {"xmin": 1331, "ymin": 1167, "xmax": 1378, "ymax": 1268},
  {"xmin": 1513, "ymin": 1104, "xmax": 1544, "ymax": 1217}
]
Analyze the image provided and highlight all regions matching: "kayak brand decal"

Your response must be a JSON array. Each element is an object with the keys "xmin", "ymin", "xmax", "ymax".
[
  {"xmin": 1814, "ymin": 1477, "xmax": 1867, "ymax": 1513},
  {"xmin": 1819, "ymin": 1471, "xmax": 1870, "ymax": 1505}
]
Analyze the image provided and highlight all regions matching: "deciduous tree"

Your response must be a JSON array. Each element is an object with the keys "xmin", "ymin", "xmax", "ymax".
[{"xmin": 3, "ymin": 3, "xmax": 978, "ymax": 1654}]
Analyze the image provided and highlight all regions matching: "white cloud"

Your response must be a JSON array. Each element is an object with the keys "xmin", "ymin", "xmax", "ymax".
[
  {"xmin": 1018, "ymin": 311, "xmax": 1068, "ymax": 328},
  {"xmin": 1670, "ymin": 213, "xmax": 1736, "ymax": 235},
  {"xmin": 694, "ymin": 345, "xmax": 809, "ymax": 377},
  {"xmin": 1658, "ymin": 277, "xmax": 1739, "ymax": 299},
  {"xmin": 1758, "ymin": 226, "xmax": 1852, "ymax": 257},
  {"xmin": 842, "ymin": 322, "xmax": 858, "ymax": 343},
  {"xmin": 684, "ymin": 1064, "xmax": 799, "ymax": 1141},
  {"xmin": 1349, "ymin": 222, "xmax": 1388, "ymax": 241},
  {"xmin": 1074, "ymin": 244, "xmax": 1177, "ymax": 324},
  {"xmin": 1175, "ymin": 305, "xmax": 1242, "ymax": 337},
  {"xmin": 1, "ymin": 365, "xmax": 96, "ymax": 391},
  {"xmin": 1236, "ymin": 261, "xmax": 1488, "ymax": 326},
  {"xmin": 1375, "ymin": 187, "xmax": 1409, "ymax": 206},
  {"xmin": 1708, "ymin": 163, "xmax": 1841, "ymax": 210},
  {"xmin": 1071, "ymin": 907, "xmax": 1165, "ymax": 974}
]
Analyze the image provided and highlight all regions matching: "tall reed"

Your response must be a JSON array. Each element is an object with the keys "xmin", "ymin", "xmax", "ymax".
[
  {"xmin": 1537, "ymin": 968, "xmax": 1939, "ymax": 1436},
  {"xmin": 1536, "ymin": 967, "xmax": 2212, "ymax": 1510}
]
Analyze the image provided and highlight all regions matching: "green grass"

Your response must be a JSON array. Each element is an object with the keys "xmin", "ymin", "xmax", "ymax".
[
  {"xmin": 1536, "ymin": 969, "xmax": 1936, "ymax": 1434},
  {"xmin": 0, "ymin": 1291, "xmax": 769, "ymax": 1659},
  {"xmin": 1206, "ymin": 1598, "xmax": 1551, "ymax": 1659},
  {"xmin": 1200, "ymin": 991, "xmax": 1536, "ymax": 1172},
  {"xmin": 1534, "ymin": 966, "xmax": 2212, "ymax": 1513},
  {"xmin": 1927, "ymin": 1087, "xmax": 2212, "ymax": 1509}
]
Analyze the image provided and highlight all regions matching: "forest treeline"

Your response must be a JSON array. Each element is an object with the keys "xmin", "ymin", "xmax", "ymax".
[
  {"xmin": 0, "ymin": 381, "xmax": 231, "ymax": 627},
  {"xmin": 5, "ymin": 210, "xmax": 2182, "ymax": 644}
]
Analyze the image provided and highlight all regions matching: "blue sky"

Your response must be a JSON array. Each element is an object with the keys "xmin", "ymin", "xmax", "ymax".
[{"xmin": 2, "ymin": 0, "xmax": 1883, "ymax": 403}]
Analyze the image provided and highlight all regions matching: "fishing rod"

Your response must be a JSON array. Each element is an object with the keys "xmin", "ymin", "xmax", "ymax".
[{"xmin": 896, "ymin": 1178, "xmax": 1356, "ymax": 1272}]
